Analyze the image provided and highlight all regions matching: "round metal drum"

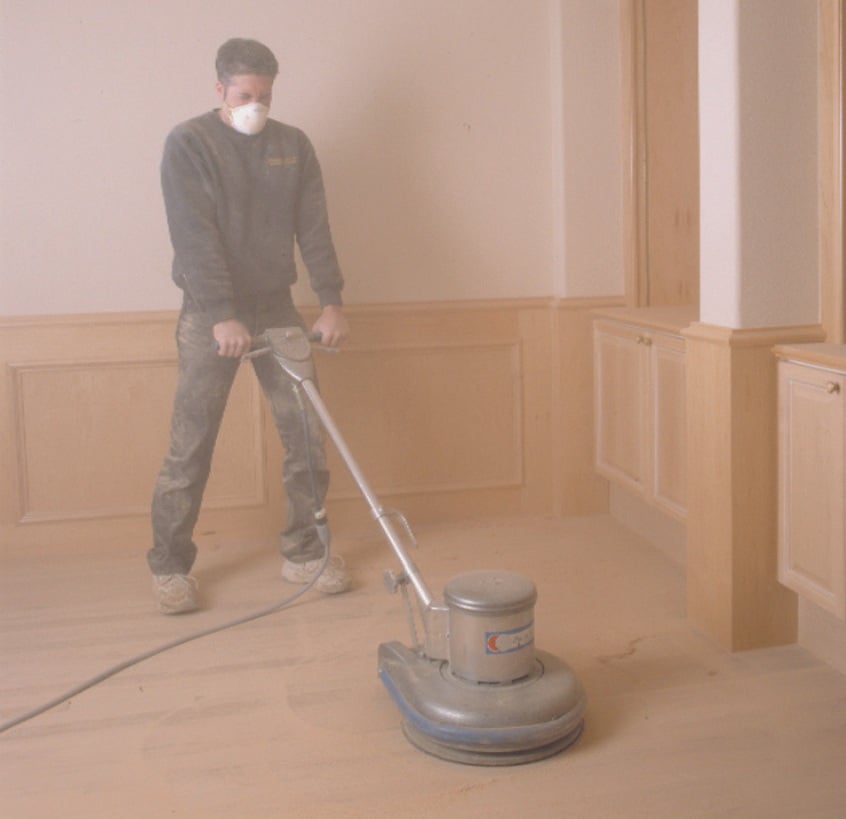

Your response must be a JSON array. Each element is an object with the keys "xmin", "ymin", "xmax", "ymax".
[{"xmin": 443, "ymin": 570, "xmax": 537, "ymax": 683}]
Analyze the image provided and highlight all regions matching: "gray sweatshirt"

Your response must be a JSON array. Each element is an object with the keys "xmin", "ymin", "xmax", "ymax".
[{"xmin": 161, "ymin": 111, "xmax": 343, "ymax": 322}]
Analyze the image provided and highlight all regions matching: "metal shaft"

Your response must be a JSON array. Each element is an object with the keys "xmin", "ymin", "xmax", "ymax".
[{"xmin": 299, "ymin": 378, "xmax": 435, "ymax": 609}]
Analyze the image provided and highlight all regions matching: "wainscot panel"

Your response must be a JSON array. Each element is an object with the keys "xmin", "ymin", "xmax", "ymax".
[{"xmin": 0, "ymin": 300, "xmax": 613, "ymax": 548}]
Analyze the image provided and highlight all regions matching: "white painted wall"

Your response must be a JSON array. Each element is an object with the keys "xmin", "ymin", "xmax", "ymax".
[
  {"xmin": 699, "ymin": 0, "xmax": 820, "ymax": 329},
  {"xmin": 699, "ymin": 0, "xmax": 743, "ymax": 325},
  {"xmin": 0, "ymin": 0, "xmax": 626, "ymax": 316},
  {"xmin": 557, "ymin": 0, "xmax": 624, "ymax": 298}
]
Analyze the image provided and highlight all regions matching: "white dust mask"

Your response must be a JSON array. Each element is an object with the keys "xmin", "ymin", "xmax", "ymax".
[{"xmin": 227, "ymin": 101, "xmax": 269, "ymax": 135}]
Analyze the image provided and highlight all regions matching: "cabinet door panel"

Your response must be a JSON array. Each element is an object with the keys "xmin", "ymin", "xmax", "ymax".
[
  {"xmin": 651, "ymin": 338, "xmax": 687, "ymax": 519},
  {"xmin": 594, "ymin": 324, "xmax": 648, "ymax": 493},
  {"xmin": 778, "ymin": 362, "xmax": 845, "ymax": 619}
]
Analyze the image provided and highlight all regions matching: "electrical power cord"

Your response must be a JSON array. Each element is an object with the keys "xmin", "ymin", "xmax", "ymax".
[{"xmin": 0, "ymin": 372, "xmax": 331, "ymax": 735}]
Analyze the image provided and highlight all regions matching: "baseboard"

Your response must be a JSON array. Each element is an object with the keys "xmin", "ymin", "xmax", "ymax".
[{"xmin": 799, "ymin": 599, "xmax": 846, "ymax": 676}]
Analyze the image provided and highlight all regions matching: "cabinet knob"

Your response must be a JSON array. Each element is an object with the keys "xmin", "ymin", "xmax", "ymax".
[
  {"xmin": 637, "ymin": 335, "xmax": 653, "ymax": 346},
  {"xmin": 826, "ymin": 381, "xmax": 841, "ymax": 395}
]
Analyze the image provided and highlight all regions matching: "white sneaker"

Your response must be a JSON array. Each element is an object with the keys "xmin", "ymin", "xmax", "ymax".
[
  {"xmin": 281, "ymin": 556, "xmax": 351, "ymax": 594},
  {"xmin": 153, "ymin": 573, "xmax": 199, "ymax": 614}
]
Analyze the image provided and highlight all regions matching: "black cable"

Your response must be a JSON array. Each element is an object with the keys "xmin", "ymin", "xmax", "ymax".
[
  {"xmin": 0, "ymin": 569, "xmax": 326, "ymax": 734},
  {"xmin": 1, "ymin": 372, "xmax": 333, "ymax": 735}
]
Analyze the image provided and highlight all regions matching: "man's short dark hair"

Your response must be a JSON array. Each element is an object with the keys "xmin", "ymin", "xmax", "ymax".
[{"xmin": 216, "ymin": 38, "xmax": 279, "ymax": 84}]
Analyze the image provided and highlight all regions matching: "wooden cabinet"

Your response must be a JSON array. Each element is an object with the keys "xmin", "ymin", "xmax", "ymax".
[
  {"xmin": 593, "ymin": 308, "xmax": 694, "ymax": 522},
  {"xmin": 776, "ymin": 347, "xmax": 846, "ymax": 620}
]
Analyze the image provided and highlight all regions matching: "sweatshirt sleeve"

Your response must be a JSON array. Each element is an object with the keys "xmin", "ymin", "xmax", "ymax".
[
  {"xmin": 161, "ymin": 127, "xmax": 236, "ymax": 323},
  {"xmin": 295, "ymin": 136, "xmax": 344, "ymax": 307}
]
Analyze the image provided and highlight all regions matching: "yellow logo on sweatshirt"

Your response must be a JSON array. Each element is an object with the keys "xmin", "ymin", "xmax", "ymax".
[{"xmin": 267, "ymin": 156, "xmax": 298, "ymax": 167}]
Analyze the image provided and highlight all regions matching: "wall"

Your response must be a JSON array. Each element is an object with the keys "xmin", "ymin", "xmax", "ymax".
[
  {"xmin": 0, "ymin": 2, "xmax": 624, "ymax": 547},
  {"xmin": 556, "ymin": 0, "xmax": 625, "ymax": 298},
  {"xmin": 698, "ymin": 0, "xmax": 820, "ymax": 329},
  {"xmin": 0, "ymin": 0, "xmax": 624, "ymax": 315}
]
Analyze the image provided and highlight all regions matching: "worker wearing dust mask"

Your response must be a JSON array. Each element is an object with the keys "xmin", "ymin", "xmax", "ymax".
[{"xmin": 149, "ymin": 38, "xmax": 351, "ymax": 613}]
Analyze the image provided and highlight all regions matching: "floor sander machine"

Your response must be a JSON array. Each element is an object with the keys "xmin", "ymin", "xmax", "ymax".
[{"xmin": 259, "ymin": 327, "xmax": 587, "ymax": 766}]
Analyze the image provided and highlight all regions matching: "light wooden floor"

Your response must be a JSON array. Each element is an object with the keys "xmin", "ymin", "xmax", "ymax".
[{"xmin": 2, "ymin": 515, "xmax": 846, "ymax": 818}]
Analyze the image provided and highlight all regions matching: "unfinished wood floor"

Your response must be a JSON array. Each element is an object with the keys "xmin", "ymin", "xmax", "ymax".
[{"xmin": 2, "ymin": 515, "xmax": 846, "ymax": 818}]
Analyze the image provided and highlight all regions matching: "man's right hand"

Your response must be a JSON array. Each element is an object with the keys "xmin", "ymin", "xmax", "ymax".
[{"xmin": 213, "ymin": 319, "xmax": 252, "ymax": 358}]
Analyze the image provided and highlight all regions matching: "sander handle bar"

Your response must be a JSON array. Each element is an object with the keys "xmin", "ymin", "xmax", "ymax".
[
  {"xmin": 256, "ymin": 327, "xmax": 438, "ymax": 614},
  {"xmin": 297, "ymin": 376, "xmax": 436, "ymax": 611}
]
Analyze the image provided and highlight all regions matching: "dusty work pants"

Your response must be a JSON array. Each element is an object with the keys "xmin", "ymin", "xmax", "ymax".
[{"xmin": 148, "ymin": 299, "xmax": 329, "ymax": 576}]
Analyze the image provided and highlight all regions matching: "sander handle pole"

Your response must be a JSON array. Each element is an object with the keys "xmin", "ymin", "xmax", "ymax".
[{"xmin": 298, "ymin": 377, "xmax": 436, "ymax": 611}]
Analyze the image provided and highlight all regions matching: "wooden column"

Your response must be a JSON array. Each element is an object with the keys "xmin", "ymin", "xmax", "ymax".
[{"xmin": 684, "ymin": 322, "xmax": 823, "ymax": 650}]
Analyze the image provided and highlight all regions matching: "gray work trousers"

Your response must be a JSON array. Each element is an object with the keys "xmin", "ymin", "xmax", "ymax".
[{"xmin": 148, "ymin": 299, "xmax": 329, "ymax": 576}]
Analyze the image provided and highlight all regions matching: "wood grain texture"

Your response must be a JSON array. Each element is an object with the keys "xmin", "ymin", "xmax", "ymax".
[{"xmin": 2, "ymin": 516, "xmax": 845, "ymax": 817}]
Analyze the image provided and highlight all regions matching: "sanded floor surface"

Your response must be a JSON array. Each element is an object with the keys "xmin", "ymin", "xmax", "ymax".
[{"xmin": 2, "ymin": 515, "xmax": 846, "ymax": 817}]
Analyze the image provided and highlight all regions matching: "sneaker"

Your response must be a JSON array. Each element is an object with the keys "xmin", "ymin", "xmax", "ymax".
[
  {"xmin": 281, "ymin": 556, "xmax": 351, "ymax": 594},
  {"xmin": 153, "ymin": 573, "xmax": 199, "ymax": 614}
]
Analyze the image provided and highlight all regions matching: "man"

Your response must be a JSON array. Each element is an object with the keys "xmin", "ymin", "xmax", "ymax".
[{"xmin": 149, "ymin": 38, "xmax": 350, "ymax": 614}]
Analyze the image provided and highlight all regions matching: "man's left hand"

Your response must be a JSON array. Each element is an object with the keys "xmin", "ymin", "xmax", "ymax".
[{"xmin": 312, "ymin": 305, "xmax": 349, "ymax": 348}]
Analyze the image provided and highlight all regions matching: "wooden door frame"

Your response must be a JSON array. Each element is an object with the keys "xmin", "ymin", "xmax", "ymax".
[
  {"xmin": 621, "ymin": 0, "xmax": 648, "ymax": 308},
  {"xmin": 820, "ymin": 0, "xmax": 845, "ymax": 342}
]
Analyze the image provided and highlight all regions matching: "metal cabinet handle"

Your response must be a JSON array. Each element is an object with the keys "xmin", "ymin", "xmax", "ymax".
[
  {"xmin": 826, "ymin": 381, "xmax": 841, "ymax": 394},
  {"xmin": 636, "ymin": 335, "xmax": 653, "ymax": 346}
]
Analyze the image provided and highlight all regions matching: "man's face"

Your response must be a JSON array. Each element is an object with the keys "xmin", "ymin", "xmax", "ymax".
[{"xmin": 216, "ymin": 73, "xmax": 274, "ymax": 113}]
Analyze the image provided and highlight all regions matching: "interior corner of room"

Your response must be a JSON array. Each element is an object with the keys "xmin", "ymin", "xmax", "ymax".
[
  {"xmin": 1, "ymin": 0, "xmax": 845, "ymax": 748},
  {"xmin": 3, "ymin": 2, "xmax": 846, "ymax": 813}
]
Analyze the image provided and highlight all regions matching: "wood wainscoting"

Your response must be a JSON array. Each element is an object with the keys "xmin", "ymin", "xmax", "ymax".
[{"xmin": 0, "ymin": 299, "xmax": 613, "ymax": 550}]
